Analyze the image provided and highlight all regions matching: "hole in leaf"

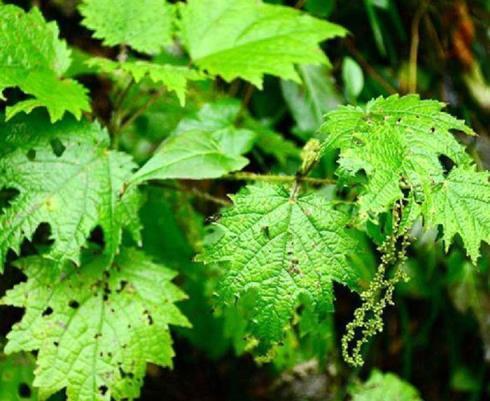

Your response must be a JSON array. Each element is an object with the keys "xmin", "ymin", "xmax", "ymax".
[
  {"xmin": 143, "ymin": 310, "xmax": 154, "ymax": 326},
  {"xmin": 42, "ymin": 307, "xmax": 53, "ymax": 317},
  {"xmin": 98, "ymin": 385, "xmax": 108, "ymax": 396},
  {"xmin": 89, "ymin": 225, "xmax": 105, "ymax": 248},
  {"xmin": 49, "ymin": 138, "xmax": 66, "ymax": 157},
  {"xmin": 438, "ymin": 155, "xmax": 455, "ymax": 177},
  {"xmin": 18, "ymin": 383, "xmax": 31, "ymax": 398},
  {"xmin": 26, "ymin": 149, "xmax": 36, "ymax": 161},
  {"xmin": 68, "ymin": 300, "xmax": 80, "ymax": 309},
  {"xmin": 29, "ymin": 223, "xmax": 54, "ymax": 250}
]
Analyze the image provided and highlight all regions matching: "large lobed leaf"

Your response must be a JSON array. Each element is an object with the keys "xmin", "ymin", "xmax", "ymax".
[
  {"xmin": 0, "ymin": 113, "xmax": 142, "ymax": 270},
  {"xmin": 0, "ymin": 5, "xmax": 89, "ymax": 122},
  {"xmin": 179, "ymin": 0, "xmax": 347, "ymax": 88},
  {"xmin": 2, "ymin": 248, "xmax": 189, "ymax": 401},
  {"xmin": 198, "ymin": 183, "xmax": 358, "ymax": 347},
  {"xmin": 321, "ymin": 94, "xmax": 489, "ymax": 261},
  {"xmin": 79, "ymin": 0, "xmax": 174, "ymax": 54}
]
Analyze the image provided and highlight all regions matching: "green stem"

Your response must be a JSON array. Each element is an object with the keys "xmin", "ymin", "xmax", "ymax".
[
  {"xmin": 150, "ymin": 181, "xmax": 231, "ymax": 206},
  {"xmin": 224, "ymin": 172, "xmax": 335, "ymax": 186}
]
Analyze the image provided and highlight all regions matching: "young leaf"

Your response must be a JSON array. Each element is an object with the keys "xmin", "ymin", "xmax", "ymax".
[
  {"xmin": 129, "ymin": 130, "xmax": 249, "ymax": 185},
  {"xmin": 179, "ymin": 0, "xmax": 347, "ymax": 88},
  {"xmin": 88, "ymin": 57, "xmax": 204, "ymax": 105},
  {"xmin": 2, "ymin": 248, "xmax": 189, "ymax": 401},
  {"xmin": 350, "ymin": 370, "xmax": 423, "ymax": 401},
  {"xmin": 174, "ymin": 99, "xmax": 257, "ymax": 155},
  {"xmin": 174, "ymin": 98, "xmax": 299, "ymax": 164},
  {"xmin": 198, "ymin": 183, "xmax": 358, "ymax": 347},
  {"xmin": 0, "ymin": 113, "xmax": 141, "ymax": 270},
  {"xmin": 0, "ymin": 352, "xmax": 37, "ymax": 401},
  {"xmin": 320, "ymin": 94, "xmax": 474, "ymax": 219},
  {"xmin": 423, "ymin": 166, "xmax": 490, "ymax": 263},
  {"xmin": 0, "ymin": 5, "xmax": 89, "ymax": 122},
  {"xmin": 79, "ymin": 0, "xmax": 174, "ymax": 54}
]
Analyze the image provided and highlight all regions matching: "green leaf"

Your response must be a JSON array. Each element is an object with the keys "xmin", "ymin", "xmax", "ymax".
[
  {"xmin": 351, "ymin": 370, "xmax": 423, "ymax": 401},
  {"xmin": 423, "ymin": 166, "xmax": 490, "ymax": 263},
  {"xmin": 88, "ymin": 57, "xmax": 204, "ymax": 105},
  {"xmin": 130, "ymin": 130, "xmax": 249, "ymax": 184},
  {"xmin": 175, "ymin": 98, "xmax": 300, "ymax": 165},
  {"xmin": 2, "ymin": 248, "xmax": 189, "ymax": 401},
  {"xmin": 0, "ymin": 113, "xmax": 141, "ymax": 270},
  {"xmin": 79, "ymin": 0, "xmax": 174, "ymax": 54},
  {"xmin": 198, "ymin": 183, "xmax": 358, "ymax": 348},
  {"xmin": 321, "ymin": 94, "xmax": 474, "ymax": 219},
  {"xmin": 179, "ymin": 0, "xmax": 347, "ymax": 88},
  {"xmin": 0, "ymin": 5, "xmax": 90, "ymax": 122},
  {"xmin": 174, "ymin": 99, "xmax": 257, "ymax": 155},
  {"xmin": 280, "ymin": 64, "xmax": 342, "ymax": 138},
  {"xmin": 0, "ymin": 352, "xmax": 38, "ymax": 401},
  {"xmin": 342, "ymin": 56, "xmax": 364, "ymax": 101}
]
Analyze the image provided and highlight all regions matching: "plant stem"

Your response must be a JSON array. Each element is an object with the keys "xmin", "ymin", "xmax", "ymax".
[
  {"xmin": 150, "ymin": 181, "xmax": 231, "ymax": 206},
  {"xmin": 119, "ymin": 89, "xmax": 165, "ymax": 133},
  {"xmin": 408, "ymin": 1, "xmax": 428, "ymax": 93},
  {"xmin": 224, "ymin": 172, "xmax": 335, "ymax": 186}
]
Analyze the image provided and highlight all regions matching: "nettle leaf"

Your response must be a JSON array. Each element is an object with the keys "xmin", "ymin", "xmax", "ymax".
[
  {"xmin": 88, "ymin": 57, "xmax": 204, "ymax": 105},
  {"xmin": 0, "ymin": 5, "xmax": 90, "ymax": 122},
  {"xmin": 350, "ymin": 370, "xmax": 423, "ymax": 401},
  {"xmin": 2, "ymin": 248, "xmax": 189, "ymax": 401},
  {"xmin": 423, "ymin": 167, "xmax": 490, "ymax": 263},
  {"xmin": 321, "ymin": 94, "xmax": 474, "ymax": 218},
  {"xmin": 0, "ymin": 113, "xmax": 141, "ymax": 270},
  {"xmin": 129, "ymin": 130, "xmax": 249, "ymax": 184},
  {"xmin": 0, "ymin": 352, "xmax": 38, "ymax": 401},
  {"xmin": 79, "ymin": 0, "xmax": 174, "ymax": 54},
  {"xmin": 179, "ymin": 0, "xmax": 347, "ymax": 88},
  {"xmin": 198, "ymin": 183, "xmax": 358, "ymax": 347}
]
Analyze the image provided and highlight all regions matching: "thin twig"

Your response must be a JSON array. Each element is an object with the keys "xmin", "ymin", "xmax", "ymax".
[
  {"xmin": 150, "ymin": 182, "xmax": 231, "ymax": 206},
  {"xmin": 224, "ymin": 172, "xmax": 335, "ymax": 185},
  {"xmin": 408, "ymin": 1, "xmax": 428, "ymax": 93},
  {"xmin": 119, "ymin": 89, "xmax": 165, "ymax": 132}
]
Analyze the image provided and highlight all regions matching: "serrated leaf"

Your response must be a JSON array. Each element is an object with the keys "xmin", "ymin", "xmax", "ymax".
[
  {"xmin": 2, "ymin": 248, "xmax": 189, "ymax": 401},
  {"xmin": 0, "ymin": 5, "xmax": 90, "ymax": 122},
  {"xmin": 320, "ymin": 94, "xmax": 474, "ymax": 219},
  {"xmin": 351, "ymin": 370, "xmax": 423, "ymax": 401},
  {"xmin": 423, "ymin": 166, "xmax": 490, "ymax": 263},
  {"xmin": 79, "ymin": 0, "xmax": 174, "ymax": 54},
  {"xmin": 198, "ymin": 183, "xmax": 358, "ymax": 347},
  {"xmin": 129, "ymin": 130, "xmax": 249, "ymax": 185},
  {"xmin": 0, "ymin": 113, "xmax": 141, "ymax": 270},
  {"xmin": 179, "ymin": 0, "xmax": 347, "ymax": 88},
  {"xmin": 0, "ymin": 352, "xmax": 38, "ymax": 401},
  {"xmin": 88, "ymin": 57, "xmax": 203, "ymax": 105}
]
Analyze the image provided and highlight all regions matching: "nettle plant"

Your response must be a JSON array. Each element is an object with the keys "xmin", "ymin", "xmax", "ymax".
[{"xmin": 0, "ymin": 0, "xmax": 489, "ymax": 400}]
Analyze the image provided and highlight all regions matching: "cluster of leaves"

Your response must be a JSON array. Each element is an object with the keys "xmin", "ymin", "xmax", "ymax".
[{"xmin": 0, "ymin": 0, "xmax": 488, "ymax": 400}]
